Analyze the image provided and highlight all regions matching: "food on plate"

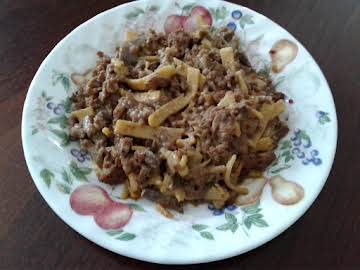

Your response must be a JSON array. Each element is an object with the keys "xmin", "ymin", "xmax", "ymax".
[{"xmin": 69, "ymin": 26, "xmax": 289, "ymax": 213}]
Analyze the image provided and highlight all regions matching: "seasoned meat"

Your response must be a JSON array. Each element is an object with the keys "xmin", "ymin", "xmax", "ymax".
[
  {"xmin": 114, "ymin": 96, "xmax": 155, "ymax": 123},
  {"xmin": 68, "ymin": 27, "xmax": 289, "ymax": 212},
  {"xmin": 143, "ymin": 189, "xmax": 183, "ymax": 212}
]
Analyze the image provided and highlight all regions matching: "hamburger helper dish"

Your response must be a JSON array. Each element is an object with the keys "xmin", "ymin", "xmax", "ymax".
[{"xmin": 69, "ymin": 26, "xmax": 289, "ymax": 214}]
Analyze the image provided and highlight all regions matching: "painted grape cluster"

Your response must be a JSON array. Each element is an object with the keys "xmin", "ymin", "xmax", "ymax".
[
  {"xmin": 208, "ymin": 203, "xmax": 237, "ymax": 216},
  {"xmin": 47, "ymin": 102, "xmax": 65, "ymax": 115},
  {"xmin": 227, "ymin": 9, "xmax": 254, "ymax": 31},
  {"xmin": 71, "ymin": 148, "xmax": 91, "ymax": 163}
]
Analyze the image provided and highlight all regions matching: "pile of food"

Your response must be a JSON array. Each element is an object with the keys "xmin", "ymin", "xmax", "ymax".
[{"xmin": 69, "ymin": 27, "xmax": 288, "ymax": 213}]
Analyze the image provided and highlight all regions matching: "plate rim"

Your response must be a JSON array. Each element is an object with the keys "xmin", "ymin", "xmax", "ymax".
[{"xmin": 21, "ymin": 0, "xmax": 338, "ymax": 264}]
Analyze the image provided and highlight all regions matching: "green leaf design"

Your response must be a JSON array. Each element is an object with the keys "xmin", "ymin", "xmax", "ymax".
[
  {"xmin": 41, "ymin": 91, "xmax": 53, "ymax": 101},
  {"xmin": 248, "ymin": 213, "xmax": 263, "ymax": 220},
  {"xmin": 62, "ymin": 97, "xmax": 72, "ymax": 113},
  {"xmin": 281, "ymin": 150, "xmax": 294, "ymax": 163},
  {"xmin": 148, "ymin": 5, "xmax": 159, "ymax": 12},
  {"xmin": 239, "ymin": 14, "xmax": 254, "ymax": 29},
  {"xmin": 32, "ymin": 128, "xmax": 39, "ymax": 135},
  {"xmin": 242, "ymin": 200, "xmax": 269, "ymax": 232},
  {"xmin": 56, "ymin": 182, "xmax": 71, "ymax": 194},
  {"xmin": 69, "ymin": 161, "xmax": 92, "ymax": 181},
  {"xmin": 244, "ymin": 217, "xmax": 252, "ymax": 229},
  {"xmin": 48, "ymin": 115, "xmax": 68, "ymax": 128},
  {"xmin": 210, "ymin": 7, "xmax": 227, "ymax": 21},
  {"xmin": 270, "ymin": 158, "xmax": 279, "ymax": 168},
  {"xmin": 107, "ymin": 230, "xmax": 123, "ymax": 236},
  {"xmin": 244, "ymin": 213, "xmax": 269, "ymax": 228},
  {"xmin": 209, "ymin": 8, "xmax": 216, "ymax": 17},
  {"xmin": 61, "ymin": 168, "xmax": 73, "ymax": 184},
  {"xmin": 242, "ymin": 200, "xmax": 260, "ymax": 214},
  {"xmin": 61, "ymin": 77, "xmax": 70, "ymax": 92},
  {"xmin": 284, "ymin": 155, "xmax": 294, "ymax": 163},
  {"xmin": 253, "ymin": 218, "xmax": 269, "ymax": 228},
  {"xmin": 200, "ymin": 231, "xmax": 214, "ymax": 240},
  {"xmin": 280, "ymin": 140, "xmax": 292, "ymax": 150},
  {"xmin": 225, "ymin": 212, "xmax": 237, "ymax": 224},
  {"xmin": 40, "ymin": 169, "xmax": 54, "ymax": 188},
  {"xmin": 319, "ymin": 113, "xmax": 330, "ymax": 125},
  {"xmin": 230, "ymin": 223, "xmax": 239, "ymax": 233},
  {"xmin": 216, "ymin": 223, "xmax": 231, "ymax": 231},
  {"xmin": 52, "ymin": 71, "xmax": 70, "ymax": 92},
  {"xmin": 192, "ymin": 224, "xmax": 208, "ymax": 232},
  {"xmin": 298, "ymin": 130, "xmax": 311, "ymax": 142},
  {"xmin": 244, "ymin": 213, "xmax": 265, "ymax": 229},
  {"xmin": 126, "ymin": 8, "xmax": 144, "ymax": 20},
  {"xmin": 273, "ymin": 76, "xmax": 286, "ymax": 88},
  {"xmin": 127, "ymin": 203, "xmax": 145, "ymax": 212},
  {"xmin": 49, "ymin": 129, "xmax": 70, "ymax": 146},
  {"xmin": 116, "ymin": 232, "xmax": 136, "ymax": 241},
  {"xmin": 270, "ymin": 164, "xmax": 291, "ymax": 174},
  {"xmin": 182, "ymin": 3, "xmax": 196, "ymax": 14},
  {"xmin": 258, "ymin": 64, "xmax": 271, "ymax": 77}
]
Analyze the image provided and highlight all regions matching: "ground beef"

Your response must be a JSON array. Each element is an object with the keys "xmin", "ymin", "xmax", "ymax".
[
  {"xmin": 243, "ymin": 151, "xmax": 276, "ymax": 171},
  {"xmin": 188, "ymin": 106, "xmax": 243, "ymax": 164},
  {"xmin": 167, "ymin": 31, "xmax": 192, "ymax": 58},
  {"xmin": 69, "ymin": 124, "xmax": 86, "ymax": 139},
  {"xmin": 143, "ymin": 189, "xmax": 183, "ymax": 212},
  {"xmin": 146, "ymin": 75, "xmax": 171, "ymax": 90},
  {"xmin": 113, "ymin": 96, "xmax": 155, "ymax": 123},
  {"xmin": 98, "ymin": 148, "xmax": 126, "ymax": 185},
  {"xmin": 68, "ymin": 27, "xmax": 289, "ymax": 212}
]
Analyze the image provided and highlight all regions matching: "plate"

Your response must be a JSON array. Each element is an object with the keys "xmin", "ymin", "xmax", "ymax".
[{"xmin": 21, "ymin": 0, "xmax": 337, "ymax": 264}]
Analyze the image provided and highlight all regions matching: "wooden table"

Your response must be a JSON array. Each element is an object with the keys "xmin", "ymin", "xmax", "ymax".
[{"xmin": 0, "ymin": 0, "xmax": 358, "ymax": 269}]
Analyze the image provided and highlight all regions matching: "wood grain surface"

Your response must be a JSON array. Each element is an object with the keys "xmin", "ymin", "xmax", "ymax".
[{"xmin": 0, "ymin": 0, "xmax": 359, "ymax": 269}]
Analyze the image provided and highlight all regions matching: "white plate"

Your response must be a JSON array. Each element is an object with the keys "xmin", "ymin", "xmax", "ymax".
[{"xmin": 21, "ymin": 0, "xmax": 337, "ymax": 264}]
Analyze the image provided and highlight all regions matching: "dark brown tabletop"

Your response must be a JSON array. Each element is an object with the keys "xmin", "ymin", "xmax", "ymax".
[{"xmin": 0, "ymin": 0, "xmax": 358, "ymax": 269}]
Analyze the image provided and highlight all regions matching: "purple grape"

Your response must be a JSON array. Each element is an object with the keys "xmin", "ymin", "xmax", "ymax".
[
  {"xmin": 53, "ymin": 106, "xmax": 65, "ymax": 115},
  {"xmin": 79, "ymin": 150, "xmax": 91, "ymax": 161},
  {"xmin": 71, "ymin": 149, "xmax": 80, "ymax": 157},
  {"xmin": 316, "ymin": 111, "xmax": 325, "ymax": 118},
  {"xmin": 47, "ymin": 102, "xmax": 56, "ymax": 109},
  {"xmin": 231, "ymin": 10, "xmax": 242, "ymax": 20},
  {"xmin": 313, "ymin": 158, "xmax": 322, "ymax": 166},
  {"xmin": 208, "ymin": 203, "xmax": 215, "ymax": 211},
  {"xmin": 311, "ymin": 149, "xmax": 319, "ymax": 156},
  {"xmin": 225, "ymin": 205, "xmax": 237, "ymax": 211},
  {"xmin": 227, "ymin": 22, "xmax": 236, "ymax": 31},
  {"xmin": 213, "ymin": 209, "xmax": 224, "ymax": 216},
  {"xmin": 77, "ymin": 156, "xmax": 85, "ymax": 163}
]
